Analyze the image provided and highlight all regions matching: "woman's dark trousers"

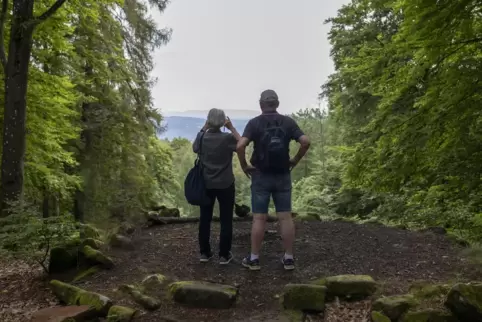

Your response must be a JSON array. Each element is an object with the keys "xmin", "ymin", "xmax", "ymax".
[{"xmin": 199, "ymin": 184, "xmax": 235, "ymax": 258}]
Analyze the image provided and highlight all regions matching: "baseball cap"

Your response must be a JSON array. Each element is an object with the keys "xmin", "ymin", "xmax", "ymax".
[{"xmin": 259, "ymin": 89, "xmax": 279, "ymax": 102}]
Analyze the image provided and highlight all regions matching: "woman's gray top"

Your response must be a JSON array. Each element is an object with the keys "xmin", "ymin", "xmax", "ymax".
[{"xmin": 193, "ymin": 130, "xmax": 237, "ymax": 189}]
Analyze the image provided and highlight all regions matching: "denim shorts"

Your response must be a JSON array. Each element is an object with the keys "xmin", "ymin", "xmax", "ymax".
[{"xmin": 251, "ymin": 171, "xmax": 292, "ymax": 214}]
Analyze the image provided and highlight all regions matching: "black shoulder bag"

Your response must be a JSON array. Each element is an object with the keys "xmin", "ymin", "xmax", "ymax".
[{"xmin": 184, "ymin": 131, "xmax": 212, "ymax": 206}]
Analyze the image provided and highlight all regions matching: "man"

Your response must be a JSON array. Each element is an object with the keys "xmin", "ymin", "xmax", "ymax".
[{"xmin": 236, "ymin": 89, "xmax": 311, "ymax": 271}]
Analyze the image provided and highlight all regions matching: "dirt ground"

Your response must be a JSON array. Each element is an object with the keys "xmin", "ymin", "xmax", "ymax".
[{"xmin": 0, "ymin": 220, "xmax": 477, "ymax": 322}]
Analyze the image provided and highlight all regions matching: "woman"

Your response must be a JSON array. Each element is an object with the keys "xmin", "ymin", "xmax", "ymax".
[{"xmin": 192, "ymin": 108, "xmax": 241, "ymax": 265}]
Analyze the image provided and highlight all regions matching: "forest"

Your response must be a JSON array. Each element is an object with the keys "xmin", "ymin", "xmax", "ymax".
[{"xmin": 0, "ymin": 0, "xmax": 481, "ymax": 271}]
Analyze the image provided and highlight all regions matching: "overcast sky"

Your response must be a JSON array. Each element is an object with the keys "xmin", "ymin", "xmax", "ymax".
[{"xmin": 150, "ymin": 0, "xmax": 349, "ymax": 115}]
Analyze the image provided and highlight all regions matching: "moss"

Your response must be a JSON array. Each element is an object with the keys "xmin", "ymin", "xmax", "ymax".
[
  {"xmin": 373, "ymin": 294, "xmax": 419, "ymax": 321},
  {"xmin": 445, "ymin": 283, "xmax": 482, "ymax": 321},
  {"xmin": 409, "ymin": 282, "xmax": 451, "ymax": 300},
  {"xmin": 49, "ymin": 280, "xmax": 112, "ymax": 316},
  {"xmin": 119, "ymin": 284, "xmax": 161, "ymax": 310},
  {"xmin": 81, "ymin": 238, "xmax": 104, "ymax": 250},
  {"xmin": 72, "ymin": 266, "xmax": 100, "ymax": 282},
  {"xmin": 401, "ymin": 309, "xmax": 457, "ymax": 322},
  {"xmin": 324, "ymin": 274, "xmax": 377, "ymax": 299},
  {"xmin": 310, "ymin": 278, "xmax": 327, "ymax": 286},
  {"xmin": 82, "ymin": 245, "xmax": 114, "ymax": 268},
  {"xmin": 168, "ymin": 281, "xmax": 237, "ymax": 309},
  {"xmin": 282, "ymin": 310, "xmax": 304, "ymax": 322},
  {"xmin": 107, "ymin": 305, "xmax": 138, "ymax": 322},
  {"xmin": 282, "ymin": 284, "xmax": 326, "ymax": 312},
  {"xmin": 80, "ymin": 224, "xmax": 102, "ymax": 240},
  {"xmin": 371, "ymin": 311, "xmax": 391, "ymax": 322}
]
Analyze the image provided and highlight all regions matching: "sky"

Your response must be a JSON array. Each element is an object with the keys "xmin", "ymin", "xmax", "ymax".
[{"xmin": 150, "ymin": 0, "xmax": 349, "ymax": 115}]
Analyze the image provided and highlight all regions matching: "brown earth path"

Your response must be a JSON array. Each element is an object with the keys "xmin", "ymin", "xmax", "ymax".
[{"xmin": 0, "ymin": 220, "xmax": 478, "ymax": 322}]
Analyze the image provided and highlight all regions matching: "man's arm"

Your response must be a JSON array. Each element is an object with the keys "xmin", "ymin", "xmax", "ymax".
[
  {"xmin": 290, "ymin": 134, "xmax": 311, "ymax": 169},
  {"xmin": 288, "ymin": 118, "xmax": 311, "ymax": 169}
]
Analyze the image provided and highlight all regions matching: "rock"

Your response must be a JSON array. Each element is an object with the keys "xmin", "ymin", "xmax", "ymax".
[
  {"xmin": 445, "ymin": 282, "xmax": 482, "ymax": 321},
  {"xmin": 409, "ymin": 282, "xmax": 451, "ymax": 299},
  {"xmin": 141, "ymin": 274, "xmax": 169, "ymax": 292},
  {"xmin": 422, "ymin": 227, "xmax": 447, "ymax": 235},
  {"xmin": 401, "ymin": 309, "xmax": 457, "ymax": 322},
  {"xmin": 120, "ymin": 284, "xmax": 161, "ymax": 310},
  {"xmin": 109, "ymin": 234, "xmax": 133, "ymax": 249},
  {"xmin": 81, "ymin": 245, "xmax": 114, "ymax": 268},
  {"xmin": 48, "ymin": 246, "xmax": 78, "ymax": 274},
  {"xmin": 159, "ymin": 207, "xmax": 180, "ymax": 218},
  {"xmin": 118, "ymin": 223, "xmax": 136, "ymax": 235},
  {"xmin": 31, "ymin": 305, "xmax": 96, "ymax": 322},
  {"xmin": 234, "ymin": 203, "xmax": 250, "ymax": 217},
  {"xmin": 50, "ymin": 280, "xmax": 113, "ymax": 316},
  {"xmin": 323, "ymin": 274, "xmax": 377, "ymax": 299},
  {"xmin": 79, "ymin": 223, "xmax": 101, "ymax": 239},
  {"xmin": 371, "ymin": 311, "xmax": 391, "ymax": 322},
  {"xmin": 107, "ymin": 305, "xmax": 138, "ymax": 322},
  {"xmin": 372, "ymin": 294, "xmax": 418, "ymax": 321},
  {"xmin": 72, "ymin": 266, "xmax": 101, "ymax": 282},
  {"xmin": 168, "ymin": 281, "xmax": 237, "ymax": 309},
  {"xmin": 81, "ymin": 238, "xmax": 104, "ymax": 250},
  {"xmin": 282, "ymin": 284, "xmax": 326, "ymax": 312}
]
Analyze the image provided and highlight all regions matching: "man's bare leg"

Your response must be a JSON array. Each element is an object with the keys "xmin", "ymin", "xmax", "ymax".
[
  {"xmin": 250, "ymin": 214, "xmax": 267, "ymax": 256},
  {"xmin": 278, "ymin": 211, "xmax": 295, "ymax": 256}
]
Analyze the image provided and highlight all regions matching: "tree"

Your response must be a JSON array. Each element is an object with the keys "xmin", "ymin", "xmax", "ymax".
[{"xmin": 0, "ymin": 0, "xmax": 68, "ymax": 215}]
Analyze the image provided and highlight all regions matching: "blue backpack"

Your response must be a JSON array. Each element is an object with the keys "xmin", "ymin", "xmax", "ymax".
[{"xmin": 184, "ymin": 132, "xmax": 212, "ymax": 206}]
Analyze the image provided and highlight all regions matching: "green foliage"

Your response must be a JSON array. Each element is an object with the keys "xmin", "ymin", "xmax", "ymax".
[
  {"xmin": 0, "ymin": 202, "xmax": 77, "ymax": 272},
  {"xmin": 321, "ymin": 0, "xmax": 482, "ymax": 241}
]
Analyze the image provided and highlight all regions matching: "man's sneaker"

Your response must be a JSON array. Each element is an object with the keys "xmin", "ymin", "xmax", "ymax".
[
  {"xmin": 200, "ymin": 253, "xmax": 213, "ymax": 263},
  {"xmin": 282, "ymin": 256, "xmax": 295, "ymax": 270},
  {"xmin": 242, "ymin": 256, "xmax": 260, "ymax": 271},
  {"xmin": 219, "ymin": 252, "xmax": 234, "ymax": 265}
]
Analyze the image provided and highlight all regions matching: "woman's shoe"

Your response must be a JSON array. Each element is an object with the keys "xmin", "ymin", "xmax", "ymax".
[
  {"xmin": 200, "ymin": 253, "xmax": 214, "ymax": 263},
  {"xmin": 219, "ymin": 252, "xmax": 234, "ymax": 265},
  {"xmin": 242, "ymin": 256, "xmax": 260, "ymax": 271}
]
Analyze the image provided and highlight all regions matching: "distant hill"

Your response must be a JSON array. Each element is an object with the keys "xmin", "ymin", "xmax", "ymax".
[
  {"xmin": 164, "ymin": 109, "xmax": 259, "ymax": 120},
  {"xmin": 160, "ymin": 116, "xmax": 249, "ymax": 140}
]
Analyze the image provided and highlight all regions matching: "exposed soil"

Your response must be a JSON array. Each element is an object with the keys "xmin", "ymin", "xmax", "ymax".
[{"xmin": 0, "ymin": 220, "xmax": 478, "ymax": 322}]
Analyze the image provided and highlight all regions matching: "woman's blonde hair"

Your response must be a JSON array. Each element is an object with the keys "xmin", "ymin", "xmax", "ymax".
[{"xmin": 207, "ymin": 108, "xmax": 226, "ymax": 130}]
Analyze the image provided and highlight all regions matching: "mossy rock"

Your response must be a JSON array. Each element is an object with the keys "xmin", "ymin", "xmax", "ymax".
[
  {"xmin": 168, "ymin": 281, "xmax": 237, "ymax": 309},
  {"xmin": 119, "ymin": 284, "xmax": 161, "ymax": 310},
  {"xmin": 445, "ymin": 282, "xmax": 482, "ymax": 321},
  {"xmin": 282, "ymin": 310, "xmax": 305, "ymax": 322},
  {"xmin": 109, "ymin": 234, "xmax": 134, "ymax": 250},
  {"xmin": 50, "ymin": 280, "xmax": 113, "ymax": 316},
  {"xmin": 409, "ymin": 282, "xmax": 451, "ymax": 300},
  {"xmin": 81, "ymin": 245, "xmax": 114, "ymax": 268},
  {"xmin": 72, "ymin": 266, "xmax": 101, "ymax": 282},
  {"xmin": 373, "ymin": 294, "xmax": 419, "ymax": 321},
  {"xmin": 80, "ymin": 224, "xmax": 102, "ymax": 239},
  {"xmin": 159, "ymin": 207, "xmax": 180, "ymax": 218},
  {"xmin": 323, "ymin": 274, "xmax": 377, "ymax": 299},
  {"xmin": 401, "ymin": 309, "xmax": 458, "ymax": 322},
  {"xmin": 48, "ymin": 246, "xmax": 78, "ymax": 274},
  {"xmin": 81, "ymin": 238, "xmax": 104, "ymax": 250},
  {"xmin": 107, "ymin": 305, "xmax": 138, "ymax": 322},
  {"xmin": 371, "ymin": 311, "xmax": 391, "ymax": 322},
  {"xmin": 282, "ymin": 284, "xmax": 326, "ymax": 312},
  {"xmin": 141, "ymin": 274, "xmax": 169, "ymax": 292},
  {"xmin": 118, "ymin": 223, "xmax": 136, "ymax": 235}
]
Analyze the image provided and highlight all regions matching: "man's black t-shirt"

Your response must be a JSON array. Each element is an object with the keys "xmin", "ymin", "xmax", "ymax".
[{"xmin": 242, "ymin": 112, "xmax": 304, "ymax": 172}]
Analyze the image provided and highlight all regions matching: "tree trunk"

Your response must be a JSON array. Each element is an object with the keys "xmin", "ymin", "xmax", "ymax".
[
  {"xmin": 42, "ymin": 192, "xmax": 49, "ymax": 218},
  {"xmin": 0, "ymin": 1, "xmax": 35, "ymax": 216}
]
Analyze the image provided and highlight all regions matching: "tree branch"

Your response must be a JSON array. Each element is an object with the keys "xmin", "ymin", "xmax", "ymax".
[
  {"xmin": 32, "ymin": 0, "xmax": 68, "ymax": 25},
  {"xmin": 0, "ymin": 0, "xmax": 8, "ymax": 70}
]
